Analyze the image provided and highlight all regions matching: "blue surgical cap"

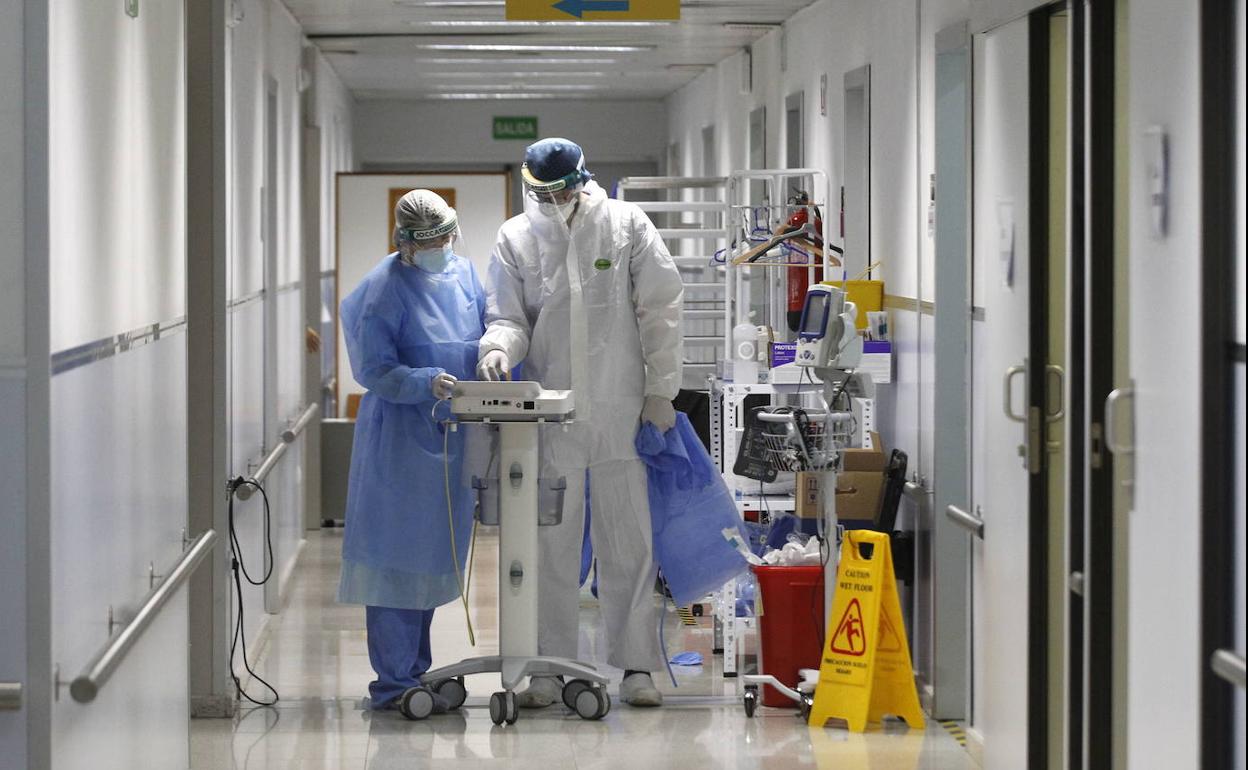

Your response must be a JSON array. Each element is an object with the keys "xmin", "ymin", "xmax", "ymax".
[{"xmin": 523, "ymin": 137, "xmax": 593, "ymax": 188}]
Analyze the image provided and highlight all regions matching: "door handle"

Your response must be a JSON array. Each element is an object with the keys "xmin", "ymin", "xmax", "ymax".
[
  {"xmin": 0, "ymin": 682, "xmax": 20, "ymax": 712},
  {"xmin": 1045, "ymin": 365, "xmax": 1065, "ymax": 423},
  {"xmin": 1211, "ymin": 650, "xmax": 1246, "ymax": 689},
  {"xmin": 1105, "ymin": 385, "xmax": 1135, "ymax": 456},
  {"xmin": 1104, "ymin": 383, "xmax": 1136, "ymax": 508},
  {"xmin": 1003, "ymin": 365, "xmax": 1026, "ymax": 423}
]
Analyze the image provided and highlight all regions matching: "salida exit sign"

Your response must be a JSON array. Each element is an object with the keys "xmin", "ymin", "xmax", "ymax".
[{"xmin": 493, "ymin": 116, "xmax": 538, "ymax": 141}]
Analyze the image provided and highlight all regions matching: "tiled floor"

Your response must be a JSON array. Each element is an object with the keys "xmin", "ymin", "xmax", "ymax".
[{"xmin": 190, "ymin": 530, "xmax": 979, "ymax": 769}]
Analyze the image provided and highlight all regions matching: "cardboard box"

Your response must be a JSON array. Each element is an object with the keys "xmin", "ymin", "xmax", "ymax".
[
  {"xmin": 836, "ymin": 432, "xmax": 887, "ymax": 523},
  {"xmin": 841, "ymin": 431, "xmax": 887, "ymax": 472},
  {"xmin": 835, "ymin": 471, "xmax": 885, "ymax": 522},
  {"xmin": 795, "ymin": 471, "xmax": 824, "ymax": 519},
  {"xmin": 769, "ymin": 342, "xmax": 797, "ymax": 368}
]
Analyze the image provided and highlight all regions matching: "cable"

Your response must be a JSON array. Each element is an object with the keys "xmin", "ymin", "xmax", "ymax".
[
  {"xmin": 658, "ymin": 579, "xmax": 678, "ymax": 688},
  {"xmin": 227, "ymin": 477, "xmax": 279, "ymax": 707},
  {"xmin": 443, "ymin": 415, "xmax": 477, "ymax": 647}
]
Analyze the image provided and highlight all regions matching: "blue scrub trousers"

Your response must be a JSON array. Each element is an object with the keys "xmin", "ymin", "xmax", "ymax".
[{"xmin": 366, "ymin": 606, "xmax": 435, "ymax": 708}]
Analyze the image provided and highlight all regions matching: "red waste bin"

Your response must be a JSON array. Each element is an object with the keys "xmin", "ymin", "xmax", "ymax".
[{"xmin": 752, "ymin": 564, "xmax": 825, "ymax": 707}]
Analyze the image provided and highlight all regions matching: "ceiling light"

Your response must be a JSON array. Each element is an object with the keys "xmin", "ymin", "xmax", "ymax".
[
  {"xmin": 408, "ymin": 57, "xmax": 624, "ymax": 65},
  {"xmin": 418, "ymin": 43, "xmax": 653, "ymax": 52},
  {"xmin": 413, "ymin": 20, "xmax": 674, "ymax": 28},
  {"xmin": 419, "ymin": 83, "xmax": 605, "ymax": 90},
  {"xmin": 394, "ymin": 1, "xmax": 505, "ymax": 6},
  {"xmin": 417, "ymin": 93, "xmax": 604, "ymax": 100},
  {"xmin": 722, "ymin": 22, "xmax": 782, "ymax": 32},
  {"xmin": 420, "ymin": 70, "xmax": 612, "ymax": 77}
]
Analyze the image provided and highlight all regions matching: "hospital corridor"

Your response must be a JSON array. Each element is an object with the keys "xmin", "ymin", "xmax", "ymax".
[{"xmin": 0, "ymin": 0, "xmax": 1244, "ymax": 768}]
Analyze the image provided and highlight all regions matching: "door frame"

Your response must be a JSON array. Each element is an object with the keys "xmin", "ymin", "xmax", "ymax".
[
  {"xmin": 1199, "ymin": 0, "xmax": 1240, "ymax": 765},
  {"xmin": 1026, "ymin": 10, "xmax": 1055, "ymax": 768},
  {"xmin": 1084, "ymin": 0, "xmax": 1122, "ymax": 766}
]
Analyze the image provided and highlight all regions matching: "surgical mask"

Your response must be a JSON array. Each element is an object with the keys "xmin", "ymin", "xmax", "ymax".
[
  {"xmin": 537, "ymin": 197, "xmax": 579, "ymax": 223},
  {"xmin": 411, "ymin": 244, "xmax": 453, "ymax": 273}
]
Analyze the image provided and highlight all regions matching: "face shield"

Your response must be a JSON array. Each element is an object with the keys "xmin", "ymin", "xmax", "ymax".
[
  {"xmin": 394, "ymin": 209, "xmax": 462, "ymax": 273},
  {"xmin": 522, "ymin": 157, "xmax": 591, "ymax": 223}
]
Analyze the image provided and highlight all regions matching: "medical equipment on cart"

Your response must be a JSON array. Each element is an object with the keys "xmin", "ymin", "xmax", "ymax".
[
  {"xmin": 450, "ymin": 380, "xmax": 574, "ymax": 421},
  {"xmin": 795, "ymin": 284, "xmax": 863, "ymax": 372},
  {"xmin": 411, "ymin": 382, "xmax": 612, "ymax": 726}
]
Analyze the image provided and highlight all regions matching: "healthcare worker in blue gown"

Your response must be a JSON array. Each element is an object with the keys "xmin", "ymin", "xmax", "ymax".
[{"xmin": 337, "ymin": 189, "xmax": 485, "ymax": 719}]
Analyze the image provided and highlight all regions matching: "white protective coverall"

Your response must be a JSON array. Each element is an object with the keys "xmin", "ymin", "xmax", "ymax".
[{"xmin": 479, "ymin": 180, "xmax": 683, "ymax": 671}]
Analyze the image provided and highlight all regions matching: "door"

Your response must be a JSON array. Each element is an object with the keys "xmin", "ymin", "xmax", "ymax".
[
  {"xmin": 972, "ymin": 14, "xmax": 1036, "ymax": 766},
  {"xmin": 1040, "ymin": 11, "xmax": 1071, "ymax": 768},
  {"xmin": 932, "ymin": 21, "xmax": 973, "ymax": 722}
]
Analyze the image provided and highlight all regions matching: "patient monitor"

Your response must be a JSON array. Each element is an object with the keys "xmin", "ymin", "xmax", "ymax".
[{"xmin": 795, "ymin": 284, "xmax": 863, "ymax": 371}]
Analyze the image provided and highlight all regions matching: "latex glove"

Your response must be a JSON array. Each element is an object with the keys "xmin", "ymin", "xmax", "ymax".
[
  {"xmin": 641, "ymin": 395, "xmax": 677, "ymax": 432},
  {"xmin": 432, "ymin": 372, "xmax": 458, "ymax": 400},
  {"xmin": 477, "ymin": 350, "xmax": 511, "ymax": 381}
]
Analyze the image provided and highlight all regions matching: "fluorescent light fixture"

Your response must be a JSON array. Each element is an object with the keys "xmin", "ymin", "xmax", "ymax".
[
  {"xmin": 395, "ymin": 1, "xmax": 505, "ymax": 6},
  {"xmin": 722, "ymin": 22, "xmax": 782, "ymax": 32},
  {"xmin": 418, "ymin": 43, "xmax": 652, "ymax": 52},
  {"xmin": 414, "ymin": 20, "xmax": 674, "ymax": 28},
  {"xmin": 419, "ymin": 93, "xmax": 601, "ymax": 100},
  {"xmin": 420, "ymin": 83, "xmax": 604, "ymax": 90},
  {"xmin": 419, "ymin": 70, "xmax": 612, "ymax": 77},
  {"xmin": 407, "ymin": 57, "xmax": 624, "ymax": 65}
]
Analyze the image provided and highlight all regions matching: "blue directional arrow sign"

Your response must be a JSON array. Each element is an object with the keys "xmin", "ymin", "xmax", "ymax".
[
  {"xmin": 506, "ymin": 0, "xmax": 678, "ymax": 21},
  {"xmin": 553, "ymin": 0, "xmax": 629, "ymax": 19}
]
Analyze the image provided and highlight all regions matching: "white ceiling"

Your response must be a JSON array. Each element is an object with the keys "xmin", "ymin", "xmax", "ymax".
[{"xmin": 288, "ymin": 0, "xmax": 816, "ymax": 100}]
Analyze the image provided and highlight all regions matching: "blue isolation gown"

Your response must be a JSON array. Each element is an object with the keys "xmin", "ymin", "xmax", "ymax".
[{"xmin": 337, "ymin": 252, "xmax": 485, "ymax": 610}]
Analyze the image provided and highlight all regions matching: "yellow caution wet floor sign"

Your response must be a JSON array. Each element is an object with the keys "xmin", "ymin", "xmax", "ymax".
[{"xmin": 809, "ymin": 530, "xmax": 925, "ymax": 732}]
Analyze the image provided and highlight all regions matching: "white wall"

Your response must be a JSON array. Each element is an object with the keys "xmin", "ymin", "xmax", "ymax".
[
  {"xmin": 354, "ymin": 98, "xmax": 668, "ymax": 167},
  {"xmin": 0, "ymin": 1, "xmax": 36, "ymax": 764},
  {"xmin": 1124, "ymin": 0, "xmax": 1205, "ymax": 766},
  {"xmin": 225, "ymin": 0, "xmax": 356, "ymax": 679},
  {"xmin": 667, "ymin": 0, "xmax": 965, "ymax": 481},
  {"xmin": 46, "ymin": 0, "xmax": 190, "ymax": 766}
]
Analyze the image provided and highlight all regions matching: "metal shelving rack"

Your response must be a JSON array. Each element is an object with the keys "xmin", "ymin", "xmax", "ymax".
[
  {"xmin": 616, "ymin": 176, "xmax": 730, "ymax": 388},
  {"xmin": 619, "ymin": 170, "xmax": 841, "ymax": 683},
  {"xmin": 711, "ymin": 169, "xmax": 838, "ymax": 679}
]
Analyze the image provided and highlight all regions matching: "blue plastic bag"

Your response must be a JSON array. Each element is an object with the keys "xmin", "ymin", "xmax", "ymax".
[{"xmin": 637, "ymin": 414, "xmax": 749, "ymax": 607}]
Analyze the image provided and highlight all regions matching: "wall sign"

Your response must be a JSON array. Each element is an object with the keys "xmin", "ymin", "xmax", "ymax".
[
  {"xmin": 506, "ymin": 0, "xmax": 678, "ymax": 21},
  {"xmin": 493, "ymin": 116, "xmax": 539, "ymax": 141}
]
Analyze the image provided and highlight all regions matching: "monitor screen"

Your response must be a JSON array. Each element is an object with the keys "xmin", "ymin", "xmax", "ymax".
[{"xmin": 800, "ymin": 292, "xmax": 830, "ymax": 336}]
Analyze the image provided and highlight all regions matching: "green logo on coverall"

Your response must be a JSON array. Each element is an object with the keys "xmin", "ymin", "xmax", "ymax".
[{"xmin": 594, "ymin": 258, "xmax": 612, "ymax": 270}]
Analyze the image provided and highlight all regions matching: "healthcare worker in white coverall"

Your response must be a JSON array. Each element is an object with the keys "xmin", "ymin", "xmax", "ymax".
[{"xmin": 477, "ymin": 138, "xmax": 683, "ymax": 708}]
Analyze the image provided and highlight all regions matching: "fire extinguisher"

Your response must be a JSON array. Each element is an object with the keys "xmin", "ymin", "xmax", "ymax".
[{"xmin": 786, "ymin": 192, "xmax": 824, "ymax": 332}]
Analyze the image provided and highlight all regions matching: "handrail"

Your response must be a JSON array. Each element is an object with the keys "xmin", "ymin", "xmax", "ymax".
[
  {"xmin": 0, "ymin": 682, "xmax": 20, "ymax": 711},
  {"xmin": 70, "ymin": 530, "xmax": 218, "ymax": 703},
  {"xmin": 235, "ymin": 441, "xmax": 288, "ymax": 500},
  {"xmin": 1211, "ymin": 649, "xmax": 1245, "ymax": 689},
  {"xmin": 945, "ymin": 504, "xmax": 985, "ymax": 539},
  {"xmin": 281, "ymin": 403, "xmax": 319, "ymax": 444}
]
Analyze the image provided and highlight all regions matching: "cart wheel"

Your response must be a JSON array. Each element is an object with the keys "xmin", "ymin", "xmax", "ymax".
[
  {"xmin": 562, "ymin": 679, "xmax": 592, "ymax": 710},
  {"xmin": 800, "ymin": 693, "xmax": 814, "ymax": 720},
  {"xmin": 743, "ymin": 686, "xmax": 758, "ymax": 718},
  {"xmin": 398, "ymin": 686, "xmax": 435, "ymax": 721},
  {"xmin": 503, "ymin": 690, "xmax": 519, "ymax": 725},
  {"xmin": 574, "ymin": 687, "xmax": 609, "ymax": 720},
  {"xmin": 489, "ymin": 691, "xmax": 508, "ymax": 726},
  {"xmin": 434, "ymin": 677, "xmax": 467, "ymax": 711}
]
